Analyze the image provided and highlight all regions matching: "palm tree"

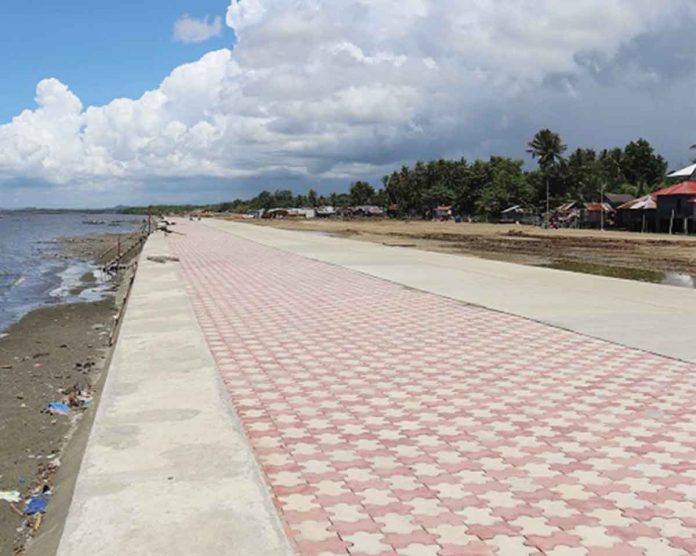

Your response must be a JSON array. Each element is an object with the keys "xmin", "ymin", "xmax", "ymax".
[{"xmin": 527, "ymin": 129, "xmax": 567, "ymax": 226}]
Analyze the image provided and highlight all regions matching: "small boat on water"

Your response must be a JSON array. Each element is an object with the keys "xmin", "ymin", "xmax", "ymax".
[{"xmin": 82, "ymin": 220, "xmax": 106, "ymax": 225}]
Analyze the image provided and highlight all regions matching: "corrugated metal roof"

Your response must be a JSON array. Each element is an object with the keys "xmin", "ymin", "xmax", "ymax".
[
  {"xmin": 556, "ymin": 201, "xmax": 580, "ymax": 212},
  {"xmin": 605, "ymin": 193, "xmax": 635, "ymax": 205},
  {"xmin": 618, "ymin": 195, "xmax": 656, "ymax": 210},
  {"xmin": 667, "ymin": 163, "xmax": 696, "ymax": 179},
  {"xmin": 653, "ymin": 181, "xmax": 696, "ymax": 196},
  {"xmin": 584, "ymin": 202, "xmax": 614, "ymax": 212}
]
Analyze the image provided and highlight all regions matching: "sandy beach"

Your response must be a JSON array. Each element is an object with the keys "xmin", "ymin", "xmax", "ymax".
[
  {"xmin": 242, "ymin": 218, "xmax": 696, "ymax": 279},
  {"xmin": 0, "ymin": 231, "xmax": 144, "ymax": 555}
]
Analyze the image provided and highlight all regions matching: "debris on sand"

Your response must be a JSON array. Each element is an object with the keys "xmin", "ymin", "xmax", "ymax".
[
  {"xmin": 7, "ymin": 461, "xmax": 59, "ymax": 543},
  {"xmin": 146, "ymin": 255, "xmax": 180, "ymax": 264},
  {"xmin": 0, "ymin": 491, "xmax": 21, "ymax": 503},
  {"xmin": 46, "ymin": 402, "xmax": 71, "ymax": 416},
  {"xmin": 46, "ymin": 383, "xmax": 93, "ymax": 415},
  {"xmin": 22, "ymin": 497, "xmax": 48, "ymax": 516}
]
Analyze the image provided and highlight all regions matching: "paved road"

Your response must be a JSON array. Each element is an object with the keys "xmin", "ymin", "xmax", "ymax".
[
  {"xmin": 204, "ymin": 219, "xmax": 696, "ymax": 364},
  {"xmin": 168, "ymin": 221, "xmax": 696, "ymax": 556}
]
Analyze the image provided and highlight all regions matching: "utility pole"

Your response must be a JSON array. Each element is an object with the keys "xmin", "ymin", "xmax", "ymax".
[
  {"xmin": 546, "ymin": 177, "xmax": 550, "ymax": 229},
  {"xmin": 600, "ymin": 182, "xmax": 605, "ymax": 232}
]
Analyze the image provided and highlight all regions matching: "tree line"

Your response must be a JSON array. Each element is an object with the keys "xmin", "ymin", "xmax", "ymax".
[
  {"xmin": 382, "ymin": 132, "xmax": 666, "ymax": 218},
  {"xmin": 121, "ymin": 131, "xmax": 669, "ymax": 219}
]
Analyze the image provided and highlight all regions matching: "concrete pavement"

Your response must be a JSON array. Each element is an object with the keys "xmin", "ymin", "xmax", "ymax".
[
  {"xmin": 55, "ymin": 232, "xmax": 293, "ymax": 556},
  {"xmin": 204, "ymin": 219, "xmax": 696, "ymax": 364},
  {"xmin": 167, "ymin": 220, "xmax": 696, "ymax": 556}
]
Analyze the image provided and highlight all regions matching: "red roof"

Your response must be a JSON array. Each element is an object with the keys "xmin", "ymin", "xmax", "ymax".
[
  {"xmin": 584, "ymin": 202, "xmax": 614, "ymax": 213},
  {"xmin": 653, "ymin": 181, "xmax": 696, "ymax": 196}
]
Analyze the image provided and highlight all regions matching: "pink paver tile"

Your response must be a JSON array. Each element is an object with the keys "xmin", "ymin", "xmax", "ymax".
[{"xmin": 168, "ymin": 222, "xmax": 696, "ymax": 555}]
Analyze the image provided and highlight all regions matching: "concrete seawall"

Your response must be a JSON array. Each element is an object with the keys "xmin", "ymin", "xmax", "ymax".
[{"xmin": 54, "ymin": 231, "xmax": 293, "ymax": 556}]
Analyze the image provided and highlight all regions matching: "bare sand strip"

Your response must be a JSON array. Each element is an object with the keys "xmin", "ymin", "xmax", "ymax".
[
  {"xmin": 205, "ymin": 219, "xmax": 696, "ymax": 364},
  {"xmin": 53, "ymin": 231, "xmax": 292, "ymax": 556}
]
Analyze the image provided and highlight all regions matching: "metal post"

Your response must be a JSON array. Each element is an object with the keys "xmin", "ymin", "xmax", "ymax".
[
  {"xmin": 545, "ymin": 177, "xmax": 550, "ymax": 229},
  {"xmin": 669, "ymin": 209, "xmax": 675, "ymax": 235},
  {"xmin": 600, "ymin": 183, "xmax": 605, "ymax": 232}
]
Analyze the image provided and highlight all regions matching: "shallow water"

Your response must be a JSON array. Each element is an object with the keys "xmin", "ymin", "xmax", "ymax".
[
  {"xmin": 0, "ymin": 212, "xmax": 143, "ymax": 332},
  {"xmin": 542, "ymin": 260, "xmax": 696, "ymax": 289}
]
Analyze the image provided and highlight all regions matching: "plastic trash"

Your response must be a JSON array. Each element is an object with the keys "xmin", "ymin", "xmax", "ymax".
[
  {"xmin": 47, "ymin": 402, "xmax": 71, "ymax": 415},
  {"xmin": 24, "ymin": 497, "xmax": 48, "ymax": 515},
  {"xmin": 0, "ymin": 491, "xmax": 21, "ymax": 503}
]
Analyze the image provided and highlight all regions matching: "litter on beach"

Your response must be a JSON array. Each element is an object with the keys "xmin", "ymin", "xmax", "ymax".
[
  {"xmin": 47, "ymin": 402, "xmax": 71, "ymax": 415},
  {"xmin": 65, "ymin": 384, "xmax": 93, "ymax": 408},
  {"xmin": 0, "ymin": 491, "xmax": 21, "ymax": 503},
  {"xmin": 23, "ymin": 497, "xmax": 48, "ymax": 515}
]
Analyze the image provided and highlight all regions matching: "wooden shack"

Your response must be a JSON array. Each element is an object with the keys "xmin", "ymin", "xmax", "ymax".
[{"xmin": 654, "ymin": 181, "xmax": 696, "ymax": 234}]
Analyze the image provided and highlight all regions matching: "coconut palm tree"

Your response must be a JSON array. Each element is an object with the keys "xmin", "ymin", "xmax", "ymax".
[{"xmin": 527, "ymin": 129, "xmax": 567, "ymax": 226}]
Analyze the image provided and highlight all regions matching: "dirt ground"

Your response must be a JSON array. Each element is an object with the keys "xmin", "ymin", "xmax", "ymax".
[
  {"xmin": 239, "ymin": 218, "xmax": 696, "ymax": 278},
  {"xmin": 0, "ymin": 233, "xmax": 144, "ymax": 555}
]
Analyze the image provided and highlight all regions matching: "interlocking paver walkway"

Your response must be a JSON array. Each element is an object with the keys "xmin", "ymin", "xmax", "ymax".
[{"xmin": 168, "ymin": 221, "xmax": 696, "ymax": 556}]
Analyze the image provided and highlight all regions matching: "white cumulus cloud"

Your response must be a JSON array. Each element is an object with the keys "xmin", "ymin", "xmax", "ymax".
[
  {"xmin": 173, "ymin": 14, "xmax": 223, "ymax": 44},
  {"xmin": 2, "ymin": 0, "xmax": 696, "ymax": 205}
]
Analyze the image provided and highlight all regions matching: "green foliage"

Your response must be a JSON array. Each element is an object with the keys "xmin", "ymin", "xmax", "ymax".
[
  {"xmin": 622, "ymin": 138, "xmax": 667, "ymax": 188},
  {"xmin": 384, "ymin": 156, "xmax": 534, "ymax": 219},
  {"xmin": 527, "ymin": 129, "xmax": 567, "ymax": 172},
  {"xmin": 350, "ymin": 181, "xmax": 376, "ymax": 205},
  {"xmin": 119, "ymin": 131, "xmax": 671, "ymax": 221}
]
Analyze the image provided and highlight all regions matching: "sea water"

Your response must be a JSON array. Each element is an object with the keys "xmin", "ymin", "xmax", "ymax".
[{"xmin": 0, "ymin": 212, "xmax": 143, "ymax": 332}]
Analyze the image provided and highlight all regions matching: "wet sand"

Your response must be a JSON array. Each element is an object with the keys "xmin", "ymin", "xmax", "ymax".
[{"xmin": 0, "ymin": 232, "xmax": 143, "ymax": 555}]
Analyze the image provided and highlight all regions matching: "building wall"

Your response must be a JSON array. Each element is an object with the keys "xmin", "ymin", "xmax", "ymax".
[
  {"xmin": 656, "ymin": 195, "xmax": 696, "ymax": 233},
  {"xmin": 657, "ymin": 195, "xmax": 696, "ymax": 219}
]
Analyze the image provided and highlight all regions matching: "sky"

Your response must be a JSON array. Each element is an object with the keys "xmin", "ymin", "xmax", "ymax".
[{"xmin": 2, "ymin": 0, "xmax": 696, "ymax": 208}]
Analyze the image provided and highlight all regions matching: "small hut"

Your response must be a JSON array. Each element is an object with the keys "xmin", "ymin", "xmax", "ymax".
[
  {"xmin": 616, "ymin": 195, "xmax": 656, "ymax": 232},
  {"xmin": 582, "ymin": 202, "xmax": 615, "ymax": 228},
  {"xmin": 500, "ymin": 205, "xmax": 539, "ymax": 225},
  {"xmin": 654, "ymin": 181, "xmax": 696, "ymax": 233},
  {"xmin": 434, "ymin": 206, "xmax": 453, "ymax": 221}
]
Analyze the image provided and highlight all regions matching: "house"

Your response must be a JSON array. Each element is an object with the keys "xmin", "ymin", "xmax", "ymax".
[
  {"xmin": 551, "ymin": 201, "xmax": 583, "ymax": 227},
  {"xmin": 616, "ymin": 195, "xmax": 656, "ymax": 232},
  {"xmin": 603, "ymin": 193, "xmax": 635, "ymax": 210},
  {"xmin": 582, "ymin": 203, "xmax": 615, "ymax": 228},
  {"xmin": 243, "ymin": 209, "xmax": 265, "ymax": 219},
  {"xmin": 434, "ymin": 205, "xmax": 453, "ymax": 221},
  {"xmin": 667, "ymin": 163, "xmax": 696, "ymax": 181},
  {"xmin": 653, "ymin": 181, "xmax": 696, "ymax": 233},
  {"xmin": 551, "ymin": 201, "xmax": 614, "ymax": 228},
  {"xmin": 387, "ymin": 204, "xmax": 401, "ymax": 218},
  {"xmin": 296, "ymin": 207, "xmax": 316, "ymax": 219},
  {"xmin": 262, "ymin": 208, "xmax": 289, "ymax": 219},
  {"xmin": 315, "ymin": 206, "xmax": 337, "ymax": 218},
  {"xmin": 500, "ymin": 205, "xmax": 539, "ymax": 225},
  {"xmin": 335, "ymin": 206, "xmax": 355, "ymax": 217},
  {"xmin": 354, "ymin": 205, "xmax": 385, "ymax": 217}
]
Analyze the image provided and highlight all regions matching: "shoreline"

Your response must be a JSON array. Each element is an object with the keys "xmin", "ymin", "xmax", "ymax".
[
  {"xmin": 0, "ymin": 229, "xmax": 146, "ymax": 336},
  {"xmin": 0, "ymin": 232, "xmax": 143, "ymax": 555}
]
